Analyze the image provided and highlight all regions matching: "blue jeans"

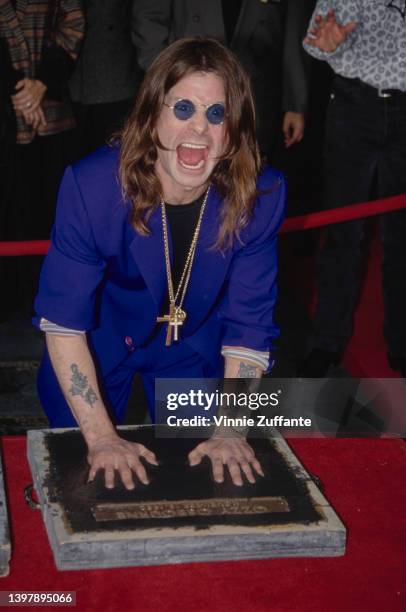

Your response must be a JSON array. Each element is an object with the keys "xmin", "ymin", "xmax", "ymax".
[
  {"xmin": 37, "ymin": 326, "xmax": 222, "ymax": 427},
  {"xmin": 313, "ymin": 75, "xmax": 406, "ymax": 358}
]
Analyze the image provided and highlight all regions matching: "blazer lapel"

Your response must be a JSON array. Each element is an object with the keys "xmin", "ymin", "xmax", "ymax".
[
  {"xmin": 16, "ymin": 0, "xmax": 28, "ymax": 21},
  {"xmin": 128, "ymin": 188, "xmax": 232, "ymax": 330},
  {"xmin": 231, "ymin": 0, "xmax": 263, "ymax": 51},
  {"xmin": 0, "ymin": 0, "xmax": 29, "ymax": 63},
  {"xmin": 128, "ymin": 205, "xmax": 168, "ymax": 310}
]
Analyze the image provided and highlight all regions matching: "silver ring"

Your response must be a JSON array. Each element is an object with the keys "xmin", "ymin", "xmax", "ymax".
[{"xmin": 26, "ymin": 102, "xmax": 32, "ymax": 108}]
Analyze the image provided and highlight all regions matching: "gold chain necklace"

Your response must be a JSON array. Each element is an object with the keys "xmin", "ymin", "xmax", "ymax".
[{"xmin": 156, "ymin": 186, "xmax": 210, "ymax": 346}]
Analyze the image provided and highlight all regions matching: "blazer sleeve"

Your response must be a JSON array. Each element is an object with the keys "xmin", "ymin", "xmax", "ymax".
[
  {"xmin": 54, "ymin": 0, "xmax": 86, "ymax": 61},
  {"xmin": 217, "ymin": 170, "xmax": 286, "ymax": 352},
  {"xmin": 33, "ymin": 165, "xmax": 106, "ymax": 331},
  {"xmin": 131, "ymin": 0, "xmax": 173, "ymax": 71},
  {"xmin": 282, "ymin": 0, "xmax": 312, "ymax": 113}
]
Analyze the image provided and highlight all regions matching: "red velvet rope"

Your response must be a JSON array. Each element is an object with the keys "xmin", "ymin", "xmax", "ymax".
[
  {"xmin": 0, "ymin": 193, "xmax": 405, "ymax": 257},
  {"xmin": 0, "ymin": 240, "xmax": 50, "ymax": 257},
  {"xmin": 280, "ymin": 193, "xmax": 406, "ymax": 233}
]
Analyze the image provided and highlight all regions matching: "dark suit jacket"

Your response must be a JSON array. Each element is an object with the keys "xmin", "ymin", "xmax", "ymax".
[
  {"xmin": 132, "ymin": 0, "xmax": 311, "ymax": 151},
  {"xmin": 34, "ymin": 145, "xmax": 285, "ymax": 376},
  {"xmin": 69, "ymin": 0, "xmax": 141, "ymax": 105}
]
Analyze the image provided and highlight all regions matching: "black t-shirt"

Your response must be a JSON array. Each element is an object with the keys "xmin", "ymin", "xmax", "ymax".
[{"xmin": 159, "ymin": 196, "xmax": 204, "ymax": 315}]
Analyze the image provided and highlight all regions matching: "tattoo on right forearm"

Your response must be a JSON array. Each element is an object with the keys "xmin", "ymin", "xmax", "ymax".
[
  {"xmin": 69, "ymin": 363, "xmax": 98, "ymax": 407},
  {"xmin": 237, "ymin": 362, "xmax": 258, "ymax": 378}
]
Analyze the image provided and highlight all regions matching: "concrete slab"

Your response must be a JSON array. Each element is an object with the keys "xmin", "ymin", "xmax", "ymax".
[
  {"xmin": 0, "ymin": 451, "xmax": 11, "ymax": 576},
  {"xmin": 27, "ymin": 426, "xmax": 346, "ymax": 571}
]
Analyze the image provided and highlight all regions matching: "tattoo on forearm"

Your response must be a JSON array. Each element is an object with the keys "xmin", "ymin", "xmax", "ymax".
[
  {"xmin": 237, "ymin": 362, "xmax": 258, "ymax": 378},
  {"xmin": 69, "ymin": 363, "xmax": 98, "ymax": 406}
]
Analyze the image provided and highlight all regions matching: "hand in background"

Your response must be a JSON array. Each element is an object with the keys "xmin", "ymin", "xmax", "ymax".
[
  {"xmin": 21, "ymin": 105, "xmax": 47, "ymax": 131},
  {"xmin": 283, "ymin": 111, "xmax": 305, "ymax": 148},
  {"xmin": 11, "ymin": 78, "xmax": 47, "ymax": 113},
  {"xmin": 304, "ymin": 9, "xmax": 357, "ymax": 53}
]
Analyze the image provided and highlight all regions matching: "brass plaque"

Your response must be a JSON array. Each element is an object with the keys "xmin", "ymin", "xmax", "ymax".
[{"xmin": 92, "ymin": 496, "xmax": 290, "ymax": 521}]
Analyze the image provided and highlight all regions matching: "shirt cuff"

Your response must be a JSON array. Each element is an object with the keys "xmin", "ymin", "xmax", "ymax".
[
  {"xmin": 40, "ymin": 318, "xmax": 85, "ymax": 336},
  {"xmin": 221, "ymin": 346, "xmax": 272, "ymax": 372}
]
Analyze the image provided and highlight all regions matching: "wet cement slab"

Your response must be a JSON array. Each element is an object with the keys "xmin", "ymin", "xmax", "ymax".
[
  {"xmin": 0, "ymin": 453, "xmax": 11, "ymax": 576},
  {"xmin": 27, "ymin": 426, "xmax": 346, "ymax": 570}
]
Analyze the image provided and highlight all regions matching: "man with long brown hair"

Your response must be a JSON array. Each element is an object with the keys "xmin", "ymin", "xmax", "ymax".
[{"xmin": 34, "ymin": 38, "xmax": 286, "ymax": 489}]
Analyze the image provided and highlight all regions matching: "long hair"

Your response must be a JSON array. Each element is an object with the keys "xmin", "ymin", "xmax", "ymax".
[{"xmin": 119, "ymin": 37, "xmax": 261, "ymax": 249}]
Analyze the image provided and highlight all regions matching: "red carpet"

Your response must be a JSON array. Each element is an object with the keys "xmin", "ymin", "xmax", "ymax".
[
  {"xmin": 284, "ymin": 226, "xmax": 397, "ymax": 378},
  {"xmin": 1, "ymin": 436, "xmax": 405, "ymax": 612},
  {"xmin": 1, "ymin": 214, "xmax": 403, "ymax": 610}
]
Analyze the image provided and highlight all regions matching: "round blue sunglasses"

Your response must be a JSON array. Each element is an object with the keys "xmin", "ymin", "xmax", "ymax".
[{"xmin": 163, "ymin": 99, "xmax": 226, "ymax": 125}]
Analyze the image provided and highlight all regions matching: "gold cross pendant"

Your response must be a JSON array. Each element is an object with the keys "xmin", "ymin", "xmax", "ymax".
[
  {"xmin": 156, "ymin": 311, "xmax": 173, "ymax": 345},
  {"xmin": 156, "ymin": 305, "xmax": 187, "ymax": 346}
]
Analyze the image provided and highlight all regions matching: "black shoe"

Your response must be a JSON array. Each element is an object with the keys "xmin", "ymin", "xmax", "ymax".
[
  {"xmin": 388, "ymin": 354, "xmax": 406, "ymax": 378},
  {"xmin": 298, "ymin": 348, "xmax": 342, "ymax": 378}
]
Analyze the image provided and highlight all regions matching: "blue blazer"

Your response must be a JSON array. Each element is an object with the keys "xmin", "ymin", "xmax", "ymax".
[{"xmin": 34, "ymin": 145, "xmax": 286, "ymax": 375}]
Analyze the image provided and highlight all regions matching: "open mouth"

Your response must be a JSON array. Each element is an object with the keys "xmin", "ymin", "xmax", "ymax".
[{"xmin": 176, "ymin": 143, "xmax": 209, "ymax": 170}]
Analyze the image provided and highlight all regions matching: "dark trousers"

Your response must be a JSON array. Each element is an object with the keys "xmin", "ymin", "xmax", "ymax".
[{"xmin": 313, "ymin": 75, "xmax": 406, "ymax": 358}]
